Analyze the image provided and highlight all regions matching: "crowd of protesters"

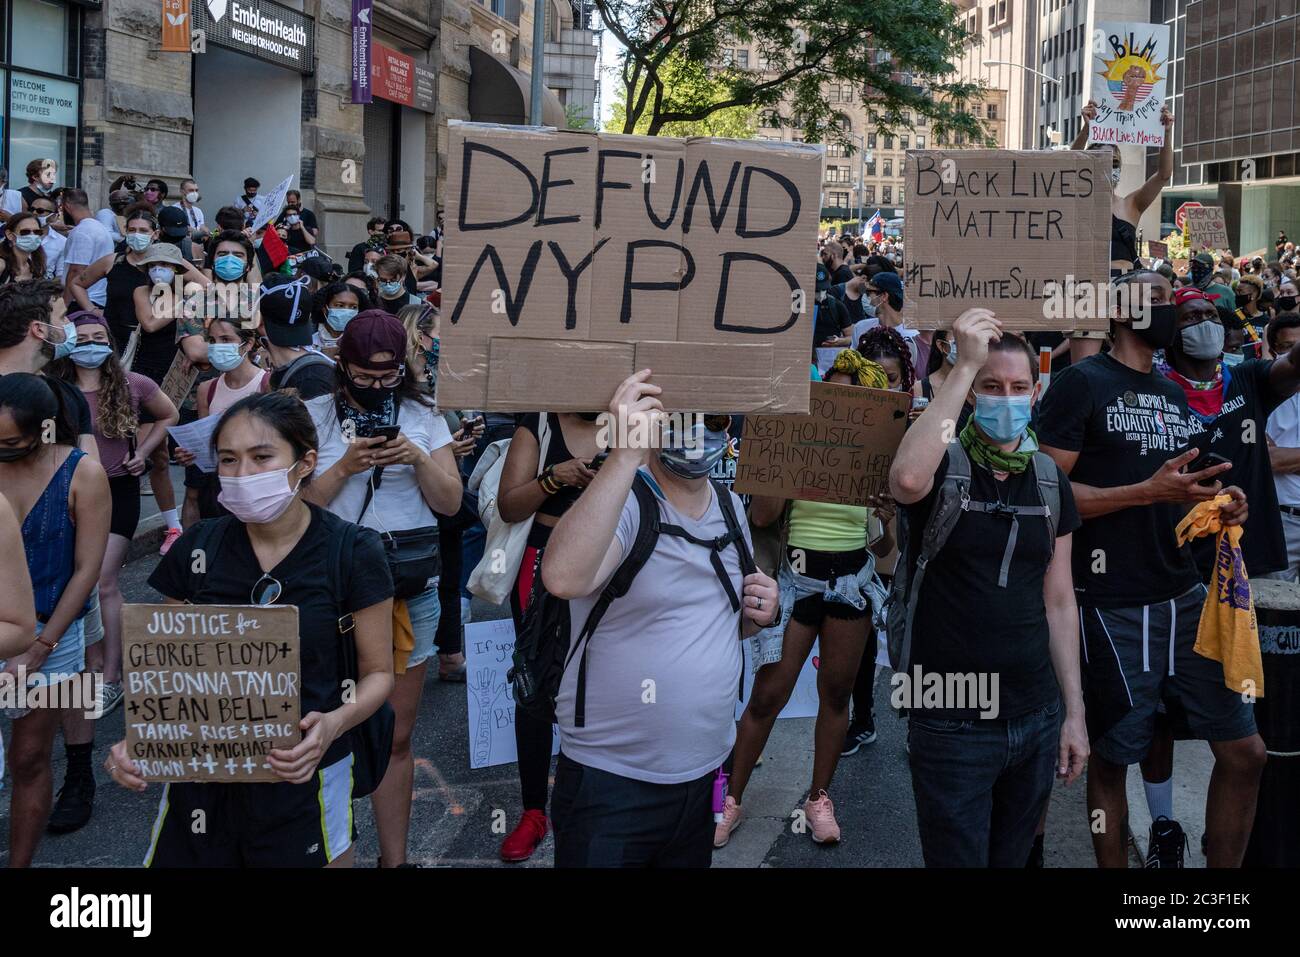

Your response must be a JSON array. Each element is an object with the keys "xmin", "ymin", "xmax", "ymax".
[{"xmin": 1, "ymin": 104, "xmax": 1299, "ymax": 871}]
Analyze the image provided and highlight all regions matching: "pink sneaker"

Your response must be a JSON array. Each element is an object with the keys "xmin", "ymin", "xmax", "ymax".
[
  {"xmin": 804, "ymin": 790, "xmax": 840, "ymax": 844},
  {"xmin": 159, "ymin": 527, "xmax": 183, "ymax": 556},
  {"xmin": 713, "ymin": 795, "xmax": 743, "ymax": 848}
]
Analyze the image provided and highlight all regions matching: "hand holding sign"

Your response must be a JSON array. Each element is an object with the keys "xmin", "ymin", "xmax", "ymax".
[
  {"xmin": 607, "ymin": 369, "xmax": 664, "ymax": 467},
  {"xmin": 267, "ymin": 710, "xmax": 340, "ymax": 784},
  {"xmin": 952, "ymin": 307, "xmax": 1003, "ymax": 372}
]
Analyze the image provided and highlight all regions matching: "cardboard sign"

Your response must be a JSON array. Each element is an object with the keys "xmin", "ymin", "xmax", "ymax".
[
  {"xmin": 438, "ymin": 123, "xmax": 824, "ymax": 414},
  {"xmin": 464, "ymin": 618, "xmax": 558, "ymax": 769},
  {"xmin": 902, "ymin": 150, "xmax": 1112, "ymax": 330},
  {"xmin": 1184, "ymin": 205, "xmax": 1231, "ymax": 254},
  {"xmin": 250, "ymin": 175, "xmax": 294, "ymax": 234},
  {"xmin": 733, "ymin": 382, "xmax": 911, "ymax": 504},
  {"xmin": 1088, "ymin": 22, "xmax": 1170, "ymax": 147},
  {"xmin": 1147, "ymin": 240, "xmax": 1169, "ymax": 262},
  {"xmin": 158, "ymin": 351, "xmax": 201, "ymax": 408},
  {"xmin": 122, "ymin": 604, "xmax": 301, "ymax": 783}
]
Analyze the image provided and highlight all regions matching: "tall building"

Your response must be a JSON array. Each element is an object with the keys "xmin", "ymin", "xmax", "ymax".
[
  {"xmin": 950, "ymin": 0, "xmax": 1041, "ymax": 150},
  {"xmin": 541, "ymin": 0, "xmax": 599, "ymax": 129},
  {"xmin": 737, "ymin": 42, "xmax": 1005, "ymax": 225},
  {"xmin": 1169, "ymin": 0, "xmax": 1300, "ymax": 256}
]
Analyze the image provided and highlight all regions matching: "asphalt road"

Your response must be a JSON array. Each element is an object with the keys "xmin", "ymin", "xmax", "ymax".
[{"xmin": 2, "ymin": 542, "xmax": 1218, "ymax": 868}]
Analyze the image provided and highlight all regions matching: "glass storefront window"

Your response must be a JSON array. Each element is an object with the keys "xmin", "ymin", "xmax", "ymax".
[
  {"xmin": 8, "ymin": 72, "xmax": 77, "ymax": 186},
  {"xmin": 12, "ymin": 0, "xmax": 69, "ymax": 74}
]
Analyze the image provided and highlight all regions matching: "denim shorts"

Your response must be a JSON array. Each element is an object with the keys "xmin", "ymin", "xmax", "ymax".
[
  {"xmin": 405, "ymin": 583, "xmax": 442, "ymax": 670},
  {"xmin": 82, "ymin": 587, "xmax": 103, "ymax": 648}
]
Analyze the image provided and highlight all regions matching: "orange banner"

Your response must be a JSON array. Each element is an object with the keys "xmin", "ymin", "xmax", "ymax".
[{"xmin": 162, "ymin": 0, "xmax": 191, "ymax": 52}]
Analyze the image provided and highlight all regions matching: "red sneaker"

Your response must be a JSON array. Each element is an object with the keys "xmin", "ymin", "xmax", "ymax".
[{"xmin": 499, "ymin": 809, "xmax": 549, "ymax": 862}]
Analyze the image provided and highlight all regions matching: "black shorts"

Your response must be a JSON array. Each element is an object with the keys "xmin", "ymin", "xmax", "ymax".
[
  {"xmin": 144, "ymin": 753, "xmax": 355, "ymax": 868},
  {"xmin": 788, "ymin": 546, "xmax": 871, "ymax": 625},
  {"xmin": 108, "ymin": 473, "xmax": 141, "ymax": 539}
]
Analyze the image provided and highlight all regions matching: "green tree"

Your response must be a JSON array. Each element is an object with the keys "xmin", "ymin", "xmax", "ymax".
[
  {"xmin": 595, "ymin": 0, "xmax": 990, "ymax": 149},
  {"xmin": 607, "ymin": 51, "xmax": 758, "ymax": 138}
]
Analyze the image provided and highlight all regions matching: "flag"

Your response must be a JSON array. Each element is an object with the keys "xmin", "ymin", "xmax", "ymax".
[
  {"xmin": 161, "ymin": 0, "xmax": 190, "ymax": 52},
  {"xmin": 867, "ymin": 211, "xmax": 884, "ymax": 243}
]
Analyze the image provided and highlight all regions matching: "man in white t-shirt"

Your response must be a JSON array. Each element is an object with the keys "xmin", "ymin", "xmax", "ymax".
[
  {"xmin": 25, "ymin": 193, "xmax": 66, "ymax": 279},
  {"xmin": 541, "ymin": 373, "xmax": 779, "ymax": 868},
  {"xmin": 60, "ymin": 189, "xmax": 115, "ymax": 308},
  {"xmin": 1266, "ymin": 315, "xmax": 1300, "ymax": 580}
]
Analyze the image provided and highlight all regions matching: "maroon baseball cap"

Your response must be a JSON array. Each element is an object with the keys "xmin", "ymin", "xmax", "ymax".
[{"xmin": 338, "ymin": 309, "xmax": 407, "ymax": 370}]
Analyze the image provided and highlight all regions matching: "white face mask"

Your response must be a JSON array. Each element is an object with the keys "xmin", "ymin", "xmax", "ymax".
[
  {"xmin": 149, "ymin": 266, "xmax": 174, "ymax": 286},
  {"xmin": 185, "ymin": 191, "xmax": 201, "ymax": 204}
]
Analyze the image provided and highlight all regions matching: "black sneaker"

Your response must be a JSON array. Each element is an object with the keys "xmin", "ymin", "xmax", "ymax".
[
  {"xmin": 46, "ymin": 773, "xmax": 95, "ymax": 834},
  {"xmin": 1144, "ymin": 816, "xmax": 1188, "ymax": 868},
  {"xmin": 841, "ymin": 716, "xmax": 877, "ymax": 756}
]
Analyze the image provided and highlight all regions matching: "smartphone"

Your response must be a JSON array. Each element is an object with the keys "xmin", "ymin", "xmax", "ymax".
[
  {"xmin": 589, "ymin": 450, "xmax": 610, "ymax": 471},
  {"xmin": 370, "ymin": 425, "xmax": 401, "ymax": 443},
  {"xmin": 462, "ymin": 415, "xmax": 485, "ymax": 432},
  {"xmin": 1189, "ymin": 451, "xmax": 1231, "ymax": 486}
]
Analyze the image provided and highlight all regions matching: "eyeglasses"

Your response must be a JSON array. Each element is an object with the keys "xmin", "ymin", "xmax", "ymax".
[
  {"xmin": 250, "ymin": 572, "xmax": 282, "ymax": 606},
  {"xmin": 347, "ymin": 367, "xmax": 404, "ymax": 389}
]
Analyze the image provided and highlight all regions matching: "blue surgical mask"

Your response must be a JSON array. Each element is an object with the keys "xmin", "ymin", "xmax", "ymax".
[
  {"xmin": 379, "ymin": 280, "xmax": 403, "ymax": 298},
  {"xmin": 972, "ymin": 393, "xmax": 1033, "ymax": 443},
  {"xmin": 49, "ymin": 321, "xmax": 78, "ymax": 361},
  {"xmin": 207, "ymin": 342, "xmax": 244, "ymax": 372},
  {"xmin": 1222, "ymin": 351, "xmax": 1245, "ymax": 368},
  {"xmin": 15, "ymin": 234, "xmax": 42, "ymax": 253},
  {"xmin": 659, "ymin": 419, "xmax": 731, "ymax": 478},
  {"xmin": 214, "ymin": 254, "xmax": 245, "ymax": 281},
  {"xmin": 125, "ymin": 233, "xmax": 152, "ymax": 252},
  {"xmin": 326, "ymin": 307, "xmax": 358, "ymax": 332},
  {"xmin": 70, "ymin": 342, "xmax": 114, "ymax": 368}
]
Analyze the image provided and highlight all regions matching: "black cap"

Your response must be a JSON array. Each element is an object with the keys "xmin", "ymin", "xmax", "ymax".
[
  {"xmin": 157, "ymin": 205, "xmax": 188, "ymax": 238},
  {"xmin": 816, "ymin": 262, "xmax": 830, "ymax": 295},
  {"xmin": 298, "ymin": 253, "xmax": 337, "ymax": 283},
  {"xmin": 258, "ymin": 274, "xmax": 313, "ymax": 347}
]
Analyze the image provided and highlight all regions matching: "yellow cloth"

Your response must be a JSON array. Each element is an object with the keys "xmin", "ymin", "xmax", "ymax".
[
  {"xmin": 830, "ymin": 350, "xmax": 889, "ymax": 389},
  {"xmin": 392, "ymin": 599, "xmax": 415, "ymax": 675},
  {"xmin": 787, "ymin": 500, "xmax": 869, "ymax": 552},
  {"xmin": 1174, "ymin": 496, "xmax": 1264, "ymax": 698}
]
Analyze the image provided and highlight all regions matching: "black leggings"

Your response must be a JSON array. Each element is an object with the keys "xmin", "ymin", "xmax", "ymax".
[
  {"xmin": 509, "ymin": 553, "xmax": 555, "ymax": 813},
  {"xmin": 849, "ymin": 572, "xmax": 890, "ymax": 721}
]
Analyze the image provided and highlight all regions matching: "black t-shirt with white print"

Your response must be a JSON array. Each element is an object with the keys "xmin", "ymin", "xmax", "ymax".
[
  {"xmin": 1037, "ymin": 352, "xmax": 1201, "ymax": 608},
  {"xmin": 1182, "ymin": 358, "xmax": 1287, "ymax": 578}
]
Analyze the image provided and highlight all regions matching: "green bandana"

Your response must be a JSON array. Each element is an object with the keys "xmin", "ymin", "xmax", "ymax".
[{"xmin": 959, "ymin": 420, "xmax": 1037, "ymax": 474}]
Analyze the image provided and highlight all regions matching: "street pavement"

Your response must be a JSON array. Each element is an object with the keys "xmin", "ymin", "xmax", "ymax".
[{"xmin": 2, "ymin": 530, "xmax": 1218, "ymax": 868}]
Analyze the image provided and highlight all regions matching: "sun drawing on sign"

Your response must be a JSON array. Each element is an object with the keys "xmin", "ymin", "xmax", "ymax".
[{"xmin": 1100, "ymin": 43, "xmax": 1164, "ymax": 113}]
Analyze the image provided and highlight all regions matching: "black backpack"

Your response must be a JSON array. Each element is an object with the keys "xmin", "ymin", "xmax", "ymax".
[
  {"xmin": 509, "ymin": 472, "xmax": 755, "ymax": 727},
  {"xmin": 184, "ymin": 515, "xmax": 395, "ymax": 796}
]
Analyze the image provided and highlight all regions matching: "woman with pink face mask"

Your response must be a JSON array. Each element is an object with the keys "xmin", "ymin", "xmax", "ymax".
[{"xmin": 105, "ymin": 391, "xmax": 397, "ymax": 868}]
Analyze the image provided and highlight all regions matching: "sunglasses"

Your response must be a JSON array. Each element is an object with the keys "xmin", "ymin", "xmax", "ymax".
[{"xmin": 250, "ymin": 572, "xmax": 282, "ymax": 606}]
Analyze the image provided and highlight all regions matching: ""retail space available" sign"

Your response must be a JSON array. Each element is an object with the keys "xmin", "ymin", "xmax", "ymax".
[{"xmin": 194, "ymin": 0, "xmax": 315, "ymax": 74}]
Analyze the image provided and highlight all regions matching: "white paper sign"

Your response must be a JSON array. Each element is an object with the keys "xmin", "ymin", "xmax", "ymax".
[
  {"xmin": 166, "ymin": 415, "xmax": 220, "ymax": 473},
  {"xmin": 737, "ymin": 639, "xmax": 822, "ymax": 720},
  {"xmin": 465, "ymin": 619, "xmax": 559, "ymax": 770},
  {"xmin": 1088, "ymin": 22, "xmax": 1170, "ymax": 147},
  {"xmin": 250, "ymin": 174, "xmax": 295, "ymax": 233}
]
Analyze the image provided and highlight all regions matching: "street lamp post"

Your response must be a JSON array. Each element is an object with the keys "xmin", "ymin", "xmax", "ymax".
[
  {"xmin": 983, "ymin": 59, "xmax": 1065, "ymax": 148},
  {"xmin": 530, "ymin": 0, "xmax": 546, "ymax": 124},
  {"xmin": 848, "ymin": 131, "xmax": 871, "ymax": 227}
]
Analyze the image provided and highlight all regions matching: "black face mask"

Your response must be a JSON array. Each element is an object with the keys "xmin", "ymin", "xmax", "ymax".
[
  {"xmin": 1130, "ymin": 303, "xmax": 1178, "ymax": 349},
  {"xmin": 349, "ymin": 382, "xmax": 397, "ymax": 412},
  {"xmin": 1279, "ymin": 296, "xmax": 1298, "ymax": 313},
  {"xmin": 0, "ymin": 441, "xmax": 40, "ymax": 463}
]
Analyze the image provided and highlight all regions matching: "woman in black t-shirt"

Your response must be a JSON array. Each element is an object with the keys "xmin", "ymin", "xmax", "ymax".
[
  {"xmin": 492, "ymin": 411, "xmax": 606, "ymax": 862},
  {"xmin": 106, "ymin": 391, "xmax": 395, "ymax": 868}
]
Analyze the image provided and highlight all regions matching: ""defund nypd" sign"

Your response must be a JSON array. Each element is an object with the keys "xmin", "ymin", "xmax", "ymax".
[{"xmin": 194, "ymin": 0, "xmax": 315, "ymax": 74}]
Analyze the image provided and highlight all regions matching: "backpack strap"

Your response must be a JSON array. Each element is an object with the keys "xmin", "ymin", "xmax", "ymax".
[
  {"xmin": 184, "ymin": 516, "xmax": 233, "ymax": 604},
  {"xmin": 330, "ymin": 520, "xmax": 360, "ymax": 644},
  {"xmin": 279, "ymin": 351, "xmax": 332, "ymax": 391},
  {"xmin": 897, "ymin": 443, "xmax": 971, "ymax": 675},
  {"xmin": 958, "ymin": 452, "xmax": 1060, "ymax": 588},
  {"xmin": 1032, "ymin": 451, "xmax": 1061, "ymax": 544},
  {"xmin": 567, "ymin": 472, "xmax": 662, "ymax": 728}
]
